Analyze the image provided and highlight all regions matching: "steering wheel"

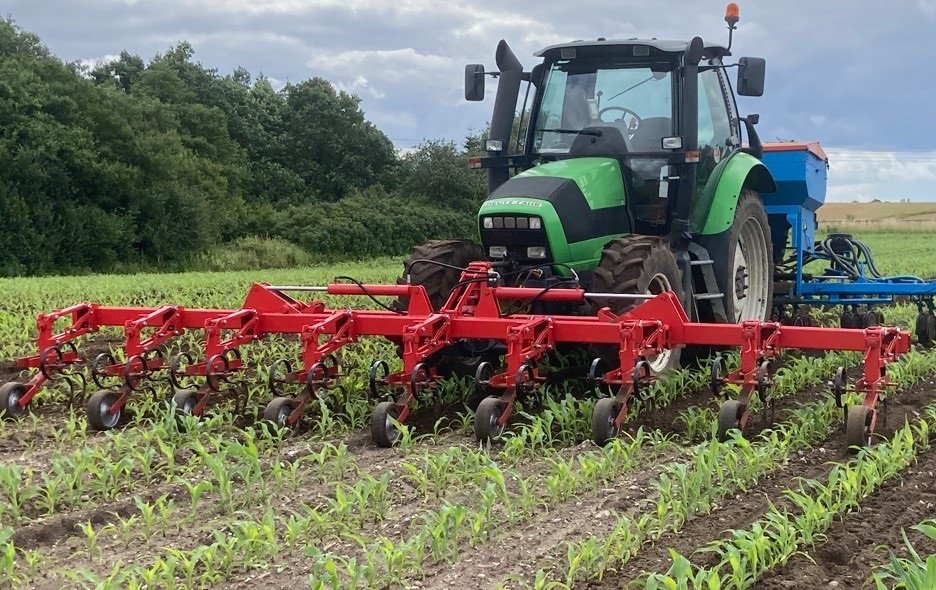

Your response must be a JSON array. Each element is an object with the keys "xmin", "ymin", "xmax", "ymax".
[{"xmin": 598, "ymin": 106, "xmax": 641, "ymax": 128}]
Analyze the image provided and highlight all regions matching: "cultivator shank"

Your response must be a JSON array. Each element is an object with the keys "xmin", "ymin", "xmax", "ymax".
[{"xmin": 1, "ymin": 262, "xmax": 911, "ymax": 449}]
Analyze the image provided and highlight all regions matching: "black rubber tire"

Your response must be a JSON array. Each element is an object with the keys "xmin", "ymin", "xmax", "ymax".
[
  {"xmin": 371, "ymin": 401, "xmax": 402, "ymax": 448},
  {"xmin": 591, "ymin": 397, "xmax": 621, "ymax": 446},
  {"xmin": 474, "ymin": 396, "xmax": 506, "ymax": 442},
  {"xmin": 86, "ymin": 390, "xmax": 121, "ymax": 431},
  {"xmin": 0, "ymin": 382, "xmax": 29, "ymax": 420},
  {"xmin": 393, "ymin": 239, "xmax": 495, "ymax": 376},
  {"xmin": 698, "ymin": 190, "xmax": 774, "ymax": 323},
  {"xmin": 927, "ymin": 314, "xmax": 936, "ymax": 344},
  {"xmin": 846, "ymin": 404, "xmax": 872, "ymax": 449},
  {"xmin": 841, "ymin": 311, "xmax": 859, "ymax": 329},
  {"xmin": 915, "ymin": 313, "xmax": 929, "ymax": 345},
  {"xmin": 590, "ymin": 236, "xmax": 684, "ymax": 373},
  {"xmin": 263, "ymin": 396, "xmax": 297, "ymax": 429},
  {"xmin": 716, "ymin": 399, "xmax": 743, "ymax": 442},
  {"xmin": 171, "ymin": 389, "xmax": 199, "ymax": 416}
]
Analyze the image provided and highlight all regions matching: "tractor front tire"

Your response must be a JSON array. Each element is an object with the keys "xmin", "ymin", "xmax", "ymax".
[
  {"xmin": 590, "ymin": 236, "xmax": 685, "ymax": 374},
  {"xmin": 394, "ymin": 239, "xmax": 496, "ymax": 377}
]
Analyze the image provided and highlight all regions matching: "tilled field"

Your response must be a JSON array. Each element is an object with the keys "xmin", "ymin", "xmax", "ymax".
[{"xmin": 3, "ymin": 262, "xmax": 936, "ymax": 589}]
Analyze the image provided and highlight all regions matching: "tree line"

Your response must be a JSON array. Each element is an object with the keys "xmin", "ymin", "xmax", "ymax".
[{"xmin": 0, "ymin": 19, "xmax": 487, "ymax": 276}]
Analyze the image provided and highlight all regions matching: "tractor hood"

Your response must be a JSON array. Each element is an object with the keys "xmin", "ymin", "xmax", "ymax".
[{"xmin": 478, "ymin": 157, "xmax": 630, "ymax": 268}]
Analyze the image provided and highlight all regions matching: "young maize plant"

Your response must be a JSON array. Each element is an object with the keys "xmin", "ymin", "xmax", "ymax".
[
  {"xmin": 643, "ymin": 404, "xmax": 936, "ymax": 589},
  {"xmin": 871, "ymin": 519, "xmax": 936, "ymax": 589}
]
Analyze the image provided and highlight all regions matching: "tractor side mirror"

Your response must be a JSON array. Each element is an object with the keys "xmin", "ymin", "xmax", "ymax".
[
  {"xmin": 465, "ymin": 64, "xmax": 486, "ymax": 101},
  {"xmin": 737, "ymin": 57, "xmax": 765, "ymax": 96},
  {"xmin": 530, "ymin": 63, "xmax": 545, "ymax": 87}
]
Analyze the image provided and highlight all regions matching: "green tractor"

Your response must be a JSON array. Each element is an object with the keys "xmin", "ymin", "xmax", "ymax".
[{"xmin": 399, "ymin": 5, "xmax": 775, "ymax": 375}]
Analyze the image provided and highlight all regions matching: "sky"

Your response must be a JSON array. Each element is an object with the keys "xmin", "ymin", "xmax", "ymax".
[{"xmin": 6, "ymin": 0, "xmax": 936, "ymax": 202}]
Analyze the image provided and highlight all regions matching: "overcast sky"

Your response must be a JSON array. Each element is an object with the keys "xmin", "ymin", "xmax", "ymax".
[{"xmin": 6, "ymin": 0, "xmax": 936, "ymax": 202}]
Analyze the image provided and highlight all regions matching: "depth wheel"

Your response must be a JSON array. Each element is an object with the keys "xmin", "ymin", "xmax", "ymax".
[
  {"xmin": 591, "ymin": 397, "xmax": 622, "ymax": 446},
  {"xmin": 846, "ymin": 405, "xmax": 872, "ymax": 449},
  {"xmin": 474, "ymin": 396, "xmax": 506, "ymax": 443},
  {"xmin": 171, "ymin": 389, "xmax": 199, "ymax": 416},
  {"xmin": 371, "ymin": 401, "xmax": 402, "ymax": 448},
  {"xmin": 86, "ymin": 390, "xmax": 121, "ymax": 431},
  {"xmin": 0, "ymin": 383, "xmax": 29, "ymax": 420},
  {"xmin": 263, "ymin": 396, "xmax": 297, "ymax": 430},
  {"xmin": 716, "ymin": 399, "xmax": 743, "ymax": 442},
  {"xmin": 927, "ymin": 315, "xmax": 936, "ymax": 344}
]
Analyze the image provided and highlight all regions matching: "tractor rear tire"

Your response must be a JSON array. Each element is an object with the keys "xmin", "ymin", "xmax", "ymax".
[
  {"xmin": 393, "ymin": 239, "xmax": 496, "ymax": 377},
  {"xmin": 590, "ymin": 236, "xmax": 685, "ymax": 374},
  {"xmin": 699, "ymin": 190, "xmax": 774, "ymax": 323}
]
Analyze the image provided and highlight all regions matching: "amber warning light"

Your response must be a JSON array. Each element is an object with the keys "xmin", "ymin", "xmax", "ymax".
[{"xmin": 725, "ymin": 3, "xmax": 740, "ymax": 28}]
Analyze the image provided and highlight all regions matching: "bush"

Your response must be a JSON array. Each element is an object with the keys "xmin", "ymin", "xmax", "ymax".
[
  {"xmin": 270, "ymin": 186, "xmax": 477, "ymax": 260},
  {"xmin": 194, "ymin": 237, "xmax": 313, "ymax": 271}
]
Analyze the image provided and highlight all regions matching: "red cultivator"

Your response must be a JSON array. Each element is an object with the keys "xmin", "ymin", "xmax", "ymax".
[{"xmin": 0, "ymin": 262, "xmax": 910, "ymax": 448}]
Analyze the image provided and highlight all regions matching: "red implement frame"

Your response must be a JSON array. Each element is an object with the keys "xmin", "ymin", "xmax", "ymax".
[{"xmin": 1, "ymin": 262, "xmax": 910, "ymax": 447}]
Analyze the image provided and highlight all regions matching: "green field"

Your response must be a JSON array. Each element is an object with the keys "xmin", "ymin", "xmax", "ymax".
[{"xmin": 2, "ymin": 232, "xmax": 936, "ymax": 589}]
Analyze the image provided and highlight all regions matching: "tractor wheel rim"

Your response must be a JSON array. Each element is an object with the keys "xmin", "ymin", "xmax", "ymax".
[
  {"xmin": 734, "ymin": 216, "xmax": 770, "ymax": 322},
  {"xmin": 645, "ymin": 272, "xmax": 674, "ymax": 373},
  {"xmin": 100, "ymin": 398, "xmax": 119, "ymax": 428}
]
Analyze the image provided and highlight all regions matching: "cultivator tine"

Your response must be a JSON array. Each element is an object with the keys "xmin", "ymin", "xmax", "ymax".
[
  {"xmin": 473, "ymin": 361, "xmax": 496, "ymax": 397},
  {"xmin": 37, "ymin": 342, "xmax": 87, "ymax": 406},
  {"xmin": 832, "ymin": 366, "xmax": 848, "ymax": 428},
  {"xmin": 368, "ymin": 360, "xmax": 390, "ymax": 398}
]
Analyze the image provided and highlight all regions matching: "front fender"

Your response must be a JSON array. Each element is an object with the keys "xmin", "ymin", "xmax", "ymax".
[{"xmin": 693, "ymin": 151, "xmax": 777, "ymax": 236}]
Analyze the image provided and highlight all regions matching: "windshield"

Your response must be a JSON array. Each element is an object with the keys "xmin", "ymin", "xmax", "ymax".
[{"xmin": 532, "ymin": 60, "xmax": 674, "ymax": 155}]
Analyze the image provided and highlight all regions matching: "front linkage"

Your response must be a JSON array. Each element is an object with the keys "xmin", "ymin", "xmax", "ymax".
[{"xmin": 1, "ymin": 262, "xmax": 910, "ymax": 450}]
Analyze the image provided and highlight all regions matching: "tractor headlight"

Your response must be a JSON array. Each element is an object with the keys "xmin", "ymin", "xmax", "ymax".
[
  {"xmin": 526, "ymin": 246, "xmax": 547, "ymax": 259},
  {"xmin": 482, "ymin": 217, "xmax": 494, "ymax": 229},
  {"xmin": 489, "ymin": 246, "xmax": 507, "ymax": 258},
  {"xmin": 529, "ymin": 217, "xmax": 542, "ymax": 230}
]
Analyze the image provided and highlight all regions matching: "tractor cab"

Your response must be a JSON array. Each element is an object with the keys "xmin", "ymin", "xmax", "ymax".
[
  {"xmin": 529, "ymin": 40, "xmax": 735, "ymax": 232},
  {"xmin": 465, "ymin": 4, "xmax": 777, "ymax": 332}
]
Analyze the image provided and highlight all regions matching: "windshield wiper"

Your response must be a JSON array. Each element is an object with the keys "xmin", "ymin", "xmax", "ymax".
[
  {"xmin": 541, "ymin": 128, "xmax": 603, "ymax": 137},
  {"xmin": 606, "ymin": 75, "xmax": 655, "ymax": 103}
]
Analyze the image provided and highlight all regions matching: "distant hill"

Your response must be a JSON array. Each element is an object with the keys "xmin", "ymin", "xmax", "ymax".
[{"xmin": 817, "ymin": 202, "xmax": 936, "ymax": 232}]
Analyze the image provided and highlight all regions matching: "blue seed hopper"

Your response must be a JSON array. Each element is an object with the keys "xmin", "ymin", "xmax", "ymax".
[{"xmin": 760, "ymin": 142, "xmax": 936, "ymax": 341}]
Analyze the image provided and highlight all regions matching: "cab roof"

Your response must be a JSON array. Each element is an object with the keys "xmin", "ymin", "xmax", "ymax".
[{"xmin": 535, "ymin": 39, "xmax": 730, "ymax": 60}]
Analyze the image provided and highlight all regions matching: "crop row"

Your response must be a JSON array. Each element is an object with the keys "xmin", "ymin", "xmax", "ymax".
[
  {"xmin": 643, "ymin": 402, "xmax": 936, "ymax": 589},
  {"xmin": 501, "ymin": 345, "xmax": 936, "ymax": 588}
]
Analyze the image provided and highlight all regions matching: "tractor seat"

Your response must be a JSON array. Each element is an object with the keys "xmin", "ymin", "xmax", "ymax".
[
  {"xmin": 569, "ymin": 125, "xmax": 629, "ymax": 157},
  {"xmin": 628, "ymin": 117, "xmax": 673, "ymax": 152}
]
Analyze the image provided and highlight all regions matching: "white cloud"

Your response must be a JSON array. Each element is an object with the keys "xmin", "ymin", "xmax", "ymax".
[
  {"xmin": 76, "ymin": 54, "xmax": 120, "ymax": 71},
  {"xmin": 825, "ymin": 148, "xmax": 936, "ymax": 202}
]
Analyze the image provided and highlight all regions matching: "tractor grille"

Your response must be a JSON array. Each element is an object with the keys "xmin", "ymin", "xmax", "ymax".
[{"xmin": 479, "ymin": 215, "xmax": 550, "ymax": 262}]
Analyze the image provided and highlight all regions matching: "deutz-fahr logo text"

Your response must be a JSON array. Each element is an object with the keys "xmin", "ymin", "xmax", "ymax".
[{"xmin": 482, "ymin": 199, "xmax": 544, "ymax": 208}]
